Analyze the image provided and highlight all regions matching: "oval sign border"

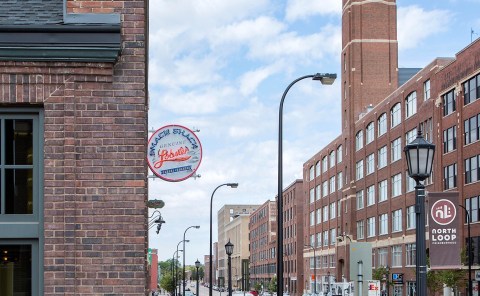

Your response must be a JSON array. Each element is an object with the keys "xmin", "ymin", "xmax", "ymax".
[{"xmin": 147, "ymin": 124, "xmax": 202, "ymax": 182}]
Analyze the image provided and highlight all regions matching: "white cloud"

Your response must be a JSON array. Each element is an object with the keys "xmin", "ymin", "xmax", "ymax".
[
  {"xmin": 239, "ymin": 63, "xmax": 284, "ymax": 95},
  {"xmin": 285, "ymin": 0, "xmax": 341, "ymax": 22},
  {"xmin": 397, "ymin": 5, "xmax": 453, "ymax": 50}
]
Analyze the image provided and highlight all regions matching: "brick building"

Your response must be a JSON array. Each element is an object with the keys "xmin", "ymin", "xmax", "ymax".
[
  {"xmin": 0, "ymin": 0, "xmax": 148, "ymax": 295},
  {"xmin": 225, "ymin": 214, "xmax": 251, "ymax": 290},
  {"xmin": 302, "ymin": 0, "xmax": 480, "ymax": 295}
]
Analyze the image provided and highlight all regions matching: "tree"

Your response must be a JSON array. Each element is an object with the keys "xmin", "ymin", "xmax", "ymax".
[
  {"xmin": 161, "ymin": 273, "xmax": 176, "ymax": 294},
  {"xmin": 372, "ymin": 266, "xmax": 391, "ymax": 294},
  {"xmin": 268, "ymin": 276, "xmax": 277, "ymax": 292},
  {"xmin": 253, "ymin": 282, "xmax": 261, "ymax": 292}
]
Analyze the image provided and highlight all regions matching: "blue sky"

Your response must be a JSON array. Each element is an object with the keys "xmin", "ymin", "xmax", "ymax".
[{"xmin": 147, "ymin": 0, "xmax": 480, "ymax": 265}]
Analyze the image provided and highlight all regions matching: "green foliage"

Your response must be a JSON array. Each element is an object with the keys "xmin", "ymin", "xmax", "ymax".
[
  {"xmin": 268, "ymin": 276, "xmax": 277, "ymax": 292},
  {"xmin": 160, "ymin": 273, "xmax": 175, "ymax": 294},
  {"xmin": 426, "ymin": 270, "xmax": 444, "ymax": 295},
  {"xmin": 253, "ymin": 282, "xmax": 262, "ymax": 291}
]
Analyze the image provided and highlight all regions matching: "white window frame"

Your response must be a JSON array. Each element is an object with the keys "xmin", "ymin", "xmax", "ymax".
[
  {"xmin": 356, "ymin": 190, "xmax": 364, "ymax": 210},
  {"xmin": 367, "ymin": 185, "xmax": 375, "ymax": 206},
  {"xmin": 367, "ymin": 217, "xmax": 376, "ymax": 237},
  {"xmin": 379, "ymin": 180, "xmax": 388, "ymax": 202},
  {"xmin": 329, "ymin": 151, "xmax": 335, "ymax": 168},
  {"xmin": 366, "ymin": 153, "xmax": 375, "ymax": 175},
  {"xmin": 356, "ymin": 130, "xmax": 364, "ymax": 151},
  {"xmin": 405, "ymin": 92, "xmax": 417, "ymax": 118},
  {"xmin": 357, "ymin": 220, "xmax": 364, "ymax": 240},
  {"xmin": 379, "ymin": 213, "xmax": 388, "ymax": 235},
  {"xmin": 392, "ymin": 173, "xmax": 402, "ymax": 197},
  {"xmin": 366, "ymin": 122, "xmax": 375, "ymax": 144},
  {"xmin": 392, "ymin": 209, "xmax": 403, "ymax": 232},
  {"xmin": 356, "ymin": 159, "xmax": 364, "ymax": 180},
  {"xmin": 337, "ymin": 145, "xmax": 342, "ymax": 163},
  {"xmin": 337, "ymin": 172, "xmax": 343, "ymax": 190},
  {"xmin": 391, "ymin": 137, "xmax": 402, "ymax": 162},
  {"xmin": 391, "ymin": 103, "xmax": 401, "ymax": 128},
  {"xmin": 406, "ymin": 206, "xmax": 415, "ymax": 229},
  {"xmin": 378, "ymin": 146, "xmax": 387, "ymax": 169},
  {"xmin": 378, "ymin": 113, "xmax": 387, "ymax": 136}
]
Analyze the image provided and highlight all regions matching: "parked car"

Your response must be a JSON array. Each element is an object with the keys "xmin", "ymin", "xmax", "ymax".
[{"xmin": 250, "ymin": 291, "xmax": 259, "ymax": 296}]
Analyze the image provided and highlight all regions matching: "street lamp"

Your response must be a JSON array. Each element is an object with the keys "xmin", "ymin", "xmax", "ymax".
[
  {"xmin": 209, "ymin": 183, "xmax": 239, "ymax": 296},
  {"xmin": 184, "ymin": 225, "xmax": 201, "ymax": 296},
  {"xmin": 404, "ymin": 128, "xmax": 435, "ymax": 296},
  {"xmin": 177, "ymin": 240, "xmax": 189, "ymax": 296},
  {"xmin": 277, "ymin": 73, "xmax": 336, "ymax": 296},
  {"xmin": 196, "ymin": 259, "xmax": 201, "ymax": 296},
  {"xmin": 459, "ymin": 204, "xmax": 472, "ymax": 296},
  {"xmin": 225, "ymin": 239, "xmax": 234, "ymax": 296},
  {"xmin": 327, "ymin": 271, "xmax": 330, "ymax": 294},
  {"xmin": 304, "ymin": 244, "xmax": 317, "ymax": 295},
  {"xmin": 173, "ymin": 249, "xmax": 184, "ymax": 296}
]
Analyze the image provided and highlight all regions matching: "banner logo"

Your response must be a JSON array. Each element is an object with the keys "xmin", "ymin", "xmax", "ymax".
[{"xmin": 431, "ymin": 199, "xmax": 456, "ymax": 225}]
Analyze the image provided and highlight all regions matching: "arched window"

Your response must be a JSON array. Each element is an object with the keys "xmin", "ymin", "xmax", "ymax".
[
  {"xmin": 309, "ymin": 165, "xmax": 315, "ymax": 181},
  {"xmin": 378, "ymin": 113, "xmax": 387, "ymax": 136},
  {"xmin": 391, "ymin": 103, "xmax": 401, "ymax": 127},
  {"xmin": 355, "ymin": 130, "xmax": 364, "ymax": 151},
  {"xmin": 366, "ymin": 122, "xmax": 374, "ymax": 144},
  {"xmin": 405, "ymin": 91, "xmax": 417, "ymax": 118}
]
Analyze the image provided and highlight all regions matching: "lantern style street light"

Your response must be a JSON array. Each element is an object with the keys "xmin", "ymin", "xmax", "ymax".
[
  {"xmin": 404, "ymin": 128, "xmax": 435, "ymax": 296},
  {"xmin": 225, "ymin": 239, "xmax": 234, "ymax": 296},
  {"xmin": 277, "ymin": 73, "xmax": 336, "ymax": 296},
  {"xmin": 195, "ymin": 259, "xmax": 201, "ymax": 296},
  {"xmin": 209, "ymin": 183, "xmax": 239, "ymax": 296},
  {"xmin": 184, "ymin": 225, "xmax": 200, "ymax": 296}
]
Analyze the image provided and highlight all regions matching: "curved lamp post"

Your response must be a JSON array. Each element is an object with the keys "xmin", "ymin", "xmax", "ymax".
[
  {"xmin": 225, "ymin": 239, "xmax": 234, "ymax": 296},
  {"xmin": 184, "ymin": 225, "xmax": 201, "ymax": 296},
  {"xmin": 277, "ymin": 73, "xmax": 336, "ymax": 296},
  {"xmin": 177, "ymin": 240, "xmax": 189, "ymax": 296},
  {"xmin": 173, "ymin": 249, "xmax": 183, "ymax": 296},
  {"xmin": 404, "ymin": 128, "xmax": 435, "ymax": 296},
  {"xmin": 459, "ymin": 204, "xmax": 472, "ymax": 296},
  {"xmin": 304, "ymin": 244, "xmax": 316, "ymax": 294},
  {"xmin": 209, "ymin": 183, "xmax": 239, "ymax": 296},
  {"xmin": 195, "ymin": 259, "xmax": 201, "ymax": 296}
]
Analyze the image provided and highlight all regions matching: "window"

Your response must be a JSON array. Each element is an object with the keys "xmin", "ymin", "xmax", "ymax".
[
  {"xmin": 323, "ymin": 206, "xmax": 328, "ymax": 222},
  {"xmin": 330, "ymin": 202, "xmax": 336, "ymax": 219},
  {"xmin": 316, "ymin": 233, "xmax": 322, "ymax": 248},
  {"xmin": 356, "ymin": 160, "xmax": 364, "ymax": 180},
  {"xmin": 391, "ymin": 103, "xmax": 401, "ymax": 127},
  {"xmin": 406, "ymin": 243, "xmax": 416, "ymax": 266},
  {"xmin": 315, "ymin": 161, "xmax": 321, "ymax": 177},
  {"xmin": 379, "ymin": 214, "xmax": 388, "ymax": 235},
  {"xmin": 444, "ymin": 163, "xmax": 457, "ymax": 190},
  {"xmin": 316, "ymin": 185, "xmax": 321, "ymax": 201},
  {"xmin": 323, "ymin": 231, "xmax": 329, "ymax": 246},
  {"xmin": 322, "ymin": 181, "xmax": 328, "ymax": 197},
  {"xmin": 310, "ymin": 211, "xmax": 315, "ymax": 226},
  {"xmin": 378, "ymin": 113, "xmax": 387, "ymax": 136},
  {"xmin": 466, "ymin": 196, "xmax": 480, "ymax": 223},
  {"xmin": 421, "ymin": 118, "xmax": 433, "ymax": 142},
  {"xmin": 356, "ymin": 190, "xmax": 364, "ymax": 210},
  {"xmin": 405, "ymin": 127, "xmax": 417, "ymax": 145},
  {"xmin": 310, "ymin": 188, "xmax": 315, "ymax": 203},
  {"xmin": 391, "ymin": 245, "xmax": 402, "ymax": 267},
  {"xmin": 356, "ymin": 130, "xmax": 364, "ymax": 151},
  {"xmin": 463, "ymin": 74, "xmax": 480, "ymax": 105},
  {"xmin": 406, "ymin": 171, "xmax": 416, "ymax": 193},
  {"xmin": 405, "ymin": 92, "xmax": 417, "ymax": 118},
  {"xmin": 316, "ymin": 209, "xmax": 321, "ymax": 224},
  {"xmin": 366, "ymin": 122, "xmax": 375, "ymax": 144},
  {"xmin": 379, "ymin": 180, "xmax": 388, "ymax": 202},
  {"xmin": 465, "ymin": 114, "xmax": 480, "ymax": 145},
  {"xmin": 337, "ymin": 172, "xmax": 343, "ymax": 190},
  {"xmin": 337, "ymin": 145, "xmax": 343, "ymax": 163},
  {"xmin": 443, "ymin": 126, "xmax": 456, "ymax": 153},
  {"xmin": 309, "ymin": 166, "xmax": 315, "ymax": 180},
  {"xmin": 310, "ymin": 235, "xmax": 315, "ymax": 247},
  {"xmin": 367, "ymin": 185, "xmax": 375, "ymax": 206},
  {"xmin": 424, "ymin": 79, "xmax": 430, "ymax": 100},
  {"xmin": 391, "ymin": 137, "xmax": 402, "ymax": 162},
  {"xmin": 465, "ymin": 155, "xmax": 480, "ymax": 184},
  {"xmin": 367, "ymin": 217, "xmax": 376, "ymax": 237},
  {"xmin": 329, "ymin": 151, "xmax": 335, "ymax": 168},
  {"xmin": 378, "ymin": 146, "xmax": 387, "ymax": 169},
  {"xmin": 407, "ymin": 206, "xmax": 415, "ymax": 229},
  {"xmin": 392, "ymin": 173, "xmax": 402, "ymax": 197},
  {"xmin": 357, "ymin": 220, "xmax": 365, "ymax": 239},
  {"xmin": 322, "ymin": 156, "xmax": 328, "ymax": 173},
  {"xmin": 377, "ymin": 248, "xmax": 388, "ymax": 267},
  {"xmin": 329, "ymin": 176, "xmax": 336, "ymax": 194},
  {"xmin": 366, "ymin": 153, "xmax": 375, "ymax": 175},
  {"xmin": 330, "ymin": 228, "xmax": 336, "ymax": 245},
  {"xmin": 392, "ymin": 209, "xmax": 402, "ymax": 232},
  {"xmin": 442, "ymin": 89, "xmax": 456, "ymax": 116}
]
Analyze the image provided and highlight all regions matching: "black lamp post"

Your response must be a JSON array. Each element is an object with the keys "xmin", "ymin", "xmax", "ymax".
[
  {"xmin": 209, "ymin": 183, "xmax": 239, "ymax": 296},
  {"xmin": 277, "ymin": 73, "xmax": 336, "ymax": 296},
  {"xmin": 225, "ymin": 240, "xmax": 234, "ymax": 296},
  {"xmin": 177, "ymin": 240, "xmax": 189, "ymax": 296},
  {"xmin": 327, "ymin": 271, "xmax": 330, "ymax": 294},
  {"xmin": 404, "ymin": 129, "xmax": 435, "ymax": 296},
  {"xmin": 195, "ymin": 259, "xmax": 201, "ymax": 296},
  {"xmin": 184, "ymin": 225, "xmax": 201, "ymax": 296},
  {"xmin": 304, "ymin": 244, "xmax": 316, "ymax": 294},
  {"xmin": 459, "ymin": 204, "xmax": 472, "ymax": 296},
  {"xmin": 173, "ymin": 249, "xmax": 183, "ymax": 296}
]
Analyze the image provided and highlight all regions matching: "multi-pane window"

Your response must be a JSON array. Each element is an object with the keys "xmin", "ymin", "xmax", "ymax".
[
  {"xmin": 392, "ymin": 173, "xmax": 402, "ymax": 197},
  {"xmin": 443, "ymin": 126, "xmax": 456, "ymax": 153},
  {"xmin": 310, "ymin": 211, "xmax": 315, "ymax": 226},
  {"xmin": 356, "ymin": 160, "xmax": 364, "ymax": 180},
  {"xmin": 406, "ymin": 172, "xmax": 416, "ymax": 193},
  {"xmin": 378, "ymin": 146, "xmax": 387, "ymax": 169},
  {"xmin": 379, "ymin": 180, "xmax": 388, "ymax": 202},
  {"xmin": 367, "ymin": 217, "xmax": 376, "ymax": 237},
  {"xmin": 329, "ymin": 176, "xmax": 336, "ymax": 194},
  {"xmin": 356, "ymin": 190, "xmax": 364, "ymax": 209},
  {"xmin": 442, "ymin": 89, "xmax": 456, "ymax": 116},
  {"xmin": 378, "ymin": 248, "xmax": 388, "ymax": 267},
  {"xmin": 367, "ymin": 185, "xmax": 375, "ymax": 206},
  {"xmin": 406, "ymin": 244, "xmax": 416, "ymax": 266},
  {"xmin": 309, "ymin": 166, "xmax": 315, "ymax": 181},
  {"xmin": 316, "ymin": 185, "xmax": 321, "ymax": 201},
  {"xmin": 316, "ymin": 208, "xmax": 321, "ymax": 224},
  {"xmin": 337, "ymin": 172, "xmax": 343, "ymax": 190},
  {"xmin": 424, "ymin": 79, "xmax": 430, "ymax": 100},
  {"xmin": 330, "ymin": 202, "xmax": 336, "ymax": 219},
  {"xmin": 407, "ymin": 205, "xmax": 416, "ymax": 229},
  {"xmin": 391, "ymin": 138, "xmax": 402, "ymax": 162},
  {"xmin": 337, "ymin": 145, "xmax": 342, "ymax": 163},
  {"xmin": 391, "ymin": 103, "xmax": 401, "ymax": 127},
  {"xmin": 444, "ymin": 163, "xmax": 457, "ymax": 190},
  {"xmin": 379, "ymin": 214, "xmax": 388, "ymax": 235},
  {"xmin": 392, "ymin": 245, "xmax": 402, "ymax": 267},
  {"xmin": 392, "ymin": 209, "xmax": 403, "ymax": 232},
  {"xmin": 310, "ymin": 188, "xmax": 315, "ymax": 203},
  {"xmin": 466, "ymin": 196, "xmax": 480, "ymax": 223},
  {"xmin": 323, "ymin": 206, "xmax": 328, "ymax": 222},
  {"xmin": 463, "ymin": 73, "xmax": 480, "ymax": 105},
  {"xmin": 329, "ymin": 151, "xmax": 335, "ymax": 168},
  {"xmin": 316, "ymin": 233, "xmax": 322, "ymax": 248},
  {"xmin": 322, "ymin": 181, "xmax": 328, "ymax": 197},
  {"xmin": 465, "ymin": 155, "xmax": 480, "ymax": 184},
  {"xmin": 357, "ymin": 220, "xmax": 365, "ymax": 239},
  {"xmin": 405, "ymin": 92, "xmax": 417, "ymax": 118},
  {"xmin": 366, "ymin": 122, "xmax": 375, "ymax": 144},
  {"xmin": 465, "ymin": 114, "xmax": 480, "ymax": 145},
  {"xmin": 405, "ymin": 127, "xmax": 417, "ymax": 145},
  {"xmin": 421, "ymin": 118, "xmax": 433, "ymax": 142},
  {"xmin": 310, "ymin": 235, "xmax": 315, "ymax": 247},
  {"xmin": 315, "ymin": 161, "xmax": 321, "ymax": 177},
  {"xmin": 323, "ymin": 231, "xmax": 329, "ymax": 246},
  {"xmin": 366, "ymin": 153, "xmax": 375, "ymax": 175},
  {"xmin": 322, "ymin": 156, "xmax": 328, "ymax": 173},
  {"xmin": 378, "ymin": 113, "xmax": 387, "ymax": 136},
  {"xmin": 330, "ymin": 228, "xmax": 336, "ymax": 245},
  {"xmin": 356, "ymin": 130, "xmax": 364, "ymax": 151}
]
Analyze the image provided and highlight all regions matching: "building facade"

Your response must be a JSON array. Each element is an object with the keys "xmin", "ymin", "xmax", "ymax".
[
  {"xmin": 0, "ymin": 0, "xmax": 148, "ymax": 295},
  {"xmin": 225, "ymin": 214, "xmax": 251, "ymax": 290}
]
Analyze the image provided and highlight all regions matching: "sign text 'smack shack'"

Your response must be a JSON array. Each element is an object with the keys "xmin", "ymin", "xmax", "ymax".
[{"xmin": 147, "ymin": 125, "xmax": 202, "ymax": 182}]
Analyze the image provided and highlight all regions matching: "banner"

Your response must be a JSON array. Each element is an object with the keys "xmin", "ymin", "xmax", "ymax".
[
  {"xmin": 367, "ymin": 280, "xmax": 380, "ymax": 296},
  {"xmin": 428, "ymin": 192, "xmax": 461, "ymax": 269}
]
